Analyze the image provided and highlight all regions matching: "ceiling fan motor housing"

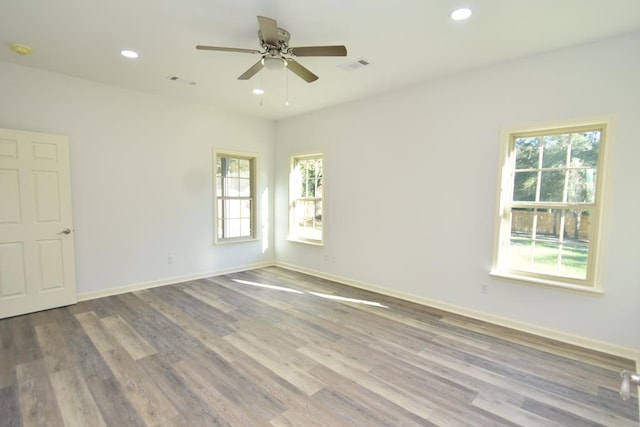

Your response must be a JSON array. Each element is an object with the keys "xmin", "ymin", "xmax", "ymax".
[{"xmin": 259, "ymin": 28, "xmax": 290, "ymax": 52}]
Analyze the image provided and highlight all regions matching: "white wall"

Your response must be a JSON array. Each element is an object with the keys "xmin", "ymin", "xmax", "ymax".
[
  {"xmin": 0, "ymin": 62, "xmax": 275, "ymax": 295},
  {"xmin": 275, "ymin": 32, "xmax": 640, "ymax": 351}
]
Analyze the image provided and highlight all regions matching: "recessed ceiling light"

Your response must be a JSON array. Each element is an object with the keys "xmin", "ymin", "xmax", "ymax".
[
  {"xmin": 10, "ymin": 43, "xmax": 33, "ymax": 56},
  {"xmin": 252, "ymin": 88, "xmax": 264, "ymax": 95},
  {"xmin": 451, "ymin": 8, "xmax": 472, "ymax": 21},
  {"xmin": 120, "ymin": 49, "xmax": 139, "ymax": 59}
]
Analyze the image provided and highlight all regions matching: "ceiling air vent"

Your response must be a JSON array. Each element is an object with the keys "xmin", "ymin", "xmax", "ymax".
[
  {"xmin": 166, "ymin": 75, "xmax": 197, "ymax": 86},
  {"xmin": 338, "ymin": 58, "xmax": 370, "ymax": 72}
]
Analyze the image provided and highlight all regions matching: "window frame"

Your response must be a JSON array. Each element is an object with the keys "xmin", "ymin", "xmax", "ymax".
[
  {"xmin": 213, "ymin": 150, "xmax": 258, "ymax": 244},
  {"xmin": 288, "ymin": 153, "xmax": 324, "ymax": 246},
  {"xmin": 491, "ymin": 120, "xmax": 610, "ymax": 293}
]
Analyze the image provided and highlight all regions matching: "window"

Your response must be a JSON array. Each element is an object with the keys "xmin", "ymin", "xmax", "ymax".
[
  {"xmin": 214, "ymin": 152, "xmax": 256, "ymax": 243},
  {"xmin": 289, "ymin": 154, "xmax": 323, "ymax": 244},
  {"xmin": 492, "ymin": 122, "xmax": 607, "ymax": 291}
]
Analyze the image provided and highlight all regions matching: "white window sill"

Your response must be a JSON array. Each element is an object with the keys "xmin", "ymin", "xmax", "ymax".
[
  {"xmin": 287, "ymin": 237, "xmax": 324, "ymax": 247},
  {"xmin": 489, "ymin": 270, "xmax": 604, "ymax": 295},
  {"xmin": 215, "ymin": 237, "xmax": 259, "ymax": 245}
]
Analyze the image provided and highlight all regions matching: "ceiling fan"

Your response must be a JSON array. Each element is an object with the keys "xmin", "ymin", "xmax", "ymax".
[{"xmin": 196, "ymin": 16, "xmax": 347, "ymax": 83}]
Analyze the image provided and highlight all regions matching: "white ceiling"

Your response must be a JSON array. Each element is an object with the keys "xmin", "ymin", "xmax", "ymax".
[{"xmin": 2, "ymin": 0, "xmax": 640, "ymax": 121}]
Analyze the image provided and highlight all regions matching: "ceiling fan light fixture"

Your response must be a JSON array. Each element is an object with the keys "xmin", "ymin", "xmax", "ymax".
[
  {"xmin": 451, "ymin": 8, "xmax": 472, "ymax": 21},
  {"xmin": 262, "ymin": 56, "xmax": 286, "ymax": 71}
]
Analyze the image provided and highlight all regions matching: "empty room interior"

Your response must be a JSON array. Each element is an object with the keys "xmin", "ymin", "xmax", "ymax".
[{"xmin": 1, "ymin": 1, "xmax": 639, "ymax": 425}]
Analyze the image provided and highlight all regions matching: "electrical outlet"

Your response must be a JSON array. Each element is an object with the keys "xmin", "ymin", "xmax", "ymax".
[
  {"xmin": 168, "ymin": 256, "xmax": 174, "ymax": 264},
  {"xmin": 480, "ymin": 283, "xmax": 489, "ymax": 294}
]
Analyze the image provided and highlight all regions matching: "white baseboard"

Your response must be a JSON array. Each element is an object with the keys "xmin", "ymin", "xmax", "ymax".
[
  {"xmin": 77, "ymin": 261, "xmax": 274, "ymax": 301},
  {"xmin": 276, "ymin": 261, "xmax": 639, "ymax": 361}
]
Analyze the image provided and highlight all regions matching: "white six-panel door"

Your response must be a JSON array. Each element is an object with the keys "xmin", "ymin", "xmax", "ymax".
[{"xmin": 0, "ymin": 128, "xmax": 76, "ymax": 318}]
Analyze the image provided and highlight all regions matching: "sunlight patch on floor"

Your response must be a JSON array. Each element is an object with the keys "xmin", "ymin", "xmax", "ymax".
[{"xmin": 231, "ymin": 279, "xmax": 388, "ymax": 308}]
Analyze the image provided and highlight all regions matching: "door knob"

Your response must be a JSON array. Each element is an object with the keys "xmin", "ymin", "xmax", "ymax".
[{"xmin": 58, "ymin": 228, "xmax": 71, "ymax": 235}]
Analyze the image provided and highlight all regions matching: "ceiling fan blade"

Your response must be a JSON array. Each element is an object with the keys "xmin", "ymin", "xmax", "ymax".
[
  {"xmin": 285, "ymin": 59, "xmax": 319, "ymax": 83},
  {"xmin": 237, "ymin": 59, "xmax": 265, "ymax": 80},
  {"xmin": 196, "ymin": 45, "xmax": 261, "ymax": 54},
  {"xmin": 257, "ymin": 16, "xmax": 279, "ymax": 46},
  {"xmin": 289, "ymin": 45, "xmax": 347, "ymax": 57}
]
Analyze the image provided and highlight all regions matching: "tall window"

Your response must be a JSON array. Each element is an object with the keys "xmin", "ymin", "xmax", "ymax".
[
  {"xmin": 214, "ymin": 152, "xmax": 256, "ymax": 242},
  {"xmin": 290, "ymin": 154, "xmax": 323, "ymax": 244},
  {"xmin": 492, "ymin": 122, "xmax": 607, "ymax": 290}
]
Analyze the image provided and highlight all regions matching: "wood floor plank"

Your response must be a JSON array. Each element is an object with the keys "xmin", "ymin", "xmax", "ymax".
[
  {"xmin": 309, "ymin": 364, "xmax": 437, "ymax": 427},
  {"xmin": 84, "ymin": 376, "xmax": 147, "ymax": 427},
  {"xmin": 223, "ymin": 330, "xmax": 325, "ymax": 395},
  {"xmin": 135, "ymin": 288, "xmax": 243, "ymax": 362},
  {"xmin": 99, "ymin": 346, "xmax": 179, "ymax": 425},
  {"xmin": 228, "ymin": 353, "xmax": 347, "ymax": 427},
  {"xmin": 129, "ymin": 306, "xmax": 205, "ymax": 365},
  {"xmin": 2, "ymin": 267, "xmax": 637, "ymax": 426},
  {"xmin": 75, "ymin": 312, "xmax": 119, "ymax": 354},
  {"xmin": 0, "ymin": 385, "xmax": 22, "ymax": 427},
  {"xmin": 34, "ymin": 323, "xmax": 76, "ymax": 374},
  {"xmin": 48, "ymin": 368, "xmax": 107, "ymax": 427},
  {"xmin": 15, "ymin": 360, "xmax": 65, "ymax": 427},
  {"xmin": 471, "ymin": 393, "xmax": 566, "ymax": 427},
  {"xmin": 173, "ymin": 358, "xmax": 264, "ymax": 426},
  {"xmin": 184, "ymin": 349, "xmax": 288, "ymax": 422},
  {"xmin": 0, "ymin": 347, "xmax": 16, "ymax": 389},
  {"xmin": 181, "ymin": 286, "xmax": 236, "ymax": 314},
  {"xmin": 137, "ymin": 354, "xmax": 230, "ymax": 426},
  {"xmin": 9, "ymin": 317, "xmax": 42, "ymax": 365},
  {"xmin": 100, "ymin": 315, "xmax": 157, "ymax": 360},
  {"xmin": 77, "ymin": 311, "xmax": 179, "ymax": 425}
]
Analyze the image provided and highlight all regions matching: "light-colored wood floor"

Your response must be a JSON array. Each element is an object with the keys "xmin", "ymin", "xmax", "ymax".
[{"xmin": 1, "ymin": 267, "xmax": 637, "ymax": 426}]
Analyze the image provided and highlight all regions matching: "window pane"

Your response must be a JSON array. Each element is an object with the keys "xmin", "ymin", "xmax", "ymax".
[
  {"xmin": 217, "ymin": 218, "xmax": 224, "ymax": 239},
  {"xmin": 511, "ymin": 208, "xmax": 534, "ymax": 238},
  {"xmin": 510, "ymin": 211, "xmax": 591, "ymax": 279},
  {"xmin": 239, "ymin": 159, "xmax": 250, "ymax": 178},
  {"xmin": 513, "ymin": 171, "xmax": 537, "ymax": 201},
  {"xmin": 560, "ymin": 244, "xmax": 588, "ymax": 279},
  {"xmin": 240, "ymin": 200, "xmax": 252, "ymax": 218},
  {"xmin": 314, "ymin": 200, "xmax": 323, "ymax": 226},
  {"xmin": 294, "ymin": 199, "xmax": 322, "ymax": 231},
  {"xmin": 228, "ymin": 158, "xmax": 238, "ymax": 177},
  {"xmin": 508, "ymin": 238, "xmax": 533, "ymax": 272},
  {"xmin": 570, "ymin": 131, "xmax": 600, "ymax": 168},
  {"xmin": 515, "ymin": 137, "xmax": 540, "ymax": 170},
  {"xmin": 239, "ymin": 177, "xmax": 250, "ymax": 197},
  {"xmin": 299, "ymin": 159, "xmax": 323, "ymax": 198},
  {"xmin": 227, "ymin": 218, "xmax": 240, "ymax": 238},
  {"xmin": 542, "ymin": 134, "xmax": 568, "ymax": 168},
  {"xmin": 564, "ymin": 209, "xmax": 592, "ymax": 242},
  {"xmin": 539, "ymin": 170, "xmax": 565, "ymax": 202},
  {"xmin": 534, "ymin": 209, "xmax": 561, "ymax": 241},
  {"xmin": 240, "ymin": 218, "xmax": 251, "ymax": 236},
  {"xmin": 230, "ymin": 177, "xmax": 240, "ymax": 195},
  {"xmin": 567, "ymin": 169, "xmax": 596, "ymax": 203},
  {"xmin": 532, "ymin": 241, "xmax": 561, "ymax": 275}
]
